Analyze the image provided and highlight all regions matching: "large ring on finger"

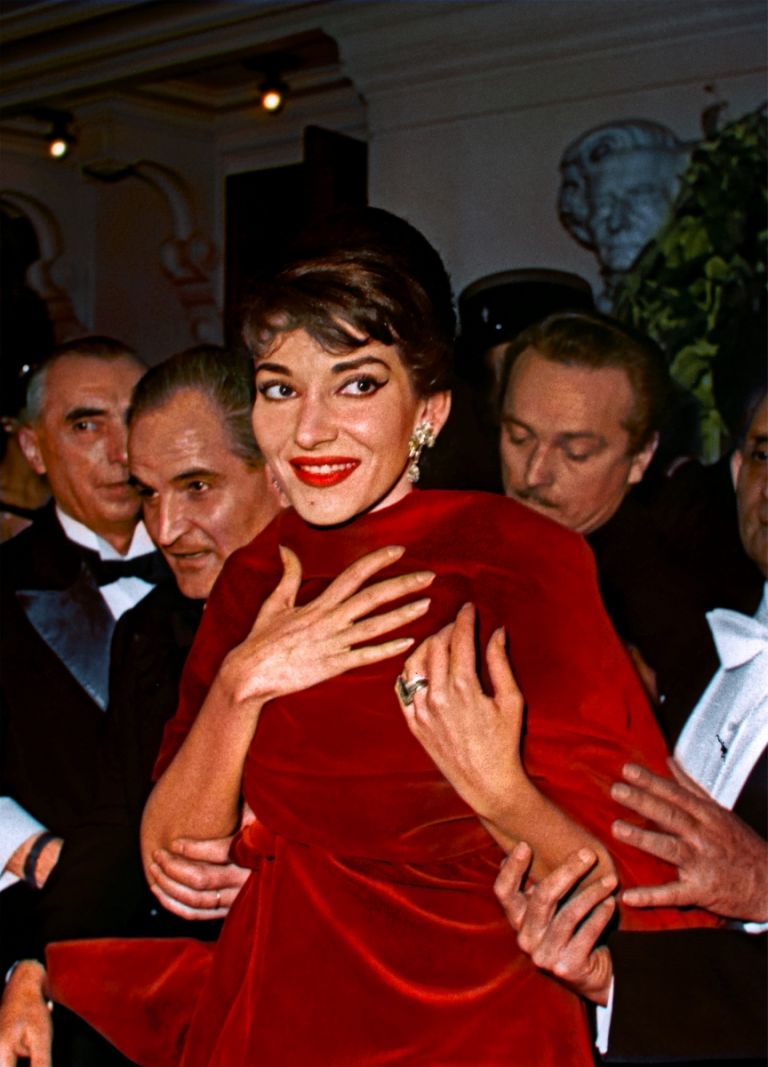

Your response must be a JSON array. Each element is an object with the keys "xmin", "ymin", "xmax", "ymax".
[{"xmin": 396, "ymin": 674, "xmax": 429, "ymax": 706}]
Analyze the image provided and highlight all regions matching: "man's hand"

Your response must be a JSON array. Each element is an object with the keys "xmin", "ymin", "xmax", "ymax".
[
  {"xmin": 4, "ymin": 833, "xmax": 62, "ymax": 888},
  {"xmin": 494, "ymin": 843, "xmax": 617, "ymax": 1005},
  {"xmin": 148, "ymin": 834, "xmax": 251, "ymax": 920},
  {"xmin": 0, "ymin": 960, "xmax": 52, "ymax": 1067},
  {"xmin": 612, "ymin": 760, "xmax": 768, "ymax": 921}
]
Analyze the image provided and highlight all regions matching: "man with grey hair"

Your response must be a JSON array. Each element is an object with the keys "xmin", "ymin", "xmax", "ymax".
[
  {"xmin": 0, "ymin": 337, "xmax": 167, "ymax": 973},
  {"xmin": 559, "ymin": 119, "xmax": 691, "ymax": 309}
]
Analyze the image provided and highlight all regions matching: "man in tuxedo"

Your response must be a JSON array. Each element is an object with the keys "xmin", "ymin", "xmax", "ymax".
[
  {"xmin": 495, "ymin": 392, "xmax": 768, "ymax": 1062},
  {"xmin": 0, "ymin": 345, "xmax": 282, "ymax": 1065},
  {"xmin": 0, "ymin": 337, "xmax": 167, "ymax": 952}
]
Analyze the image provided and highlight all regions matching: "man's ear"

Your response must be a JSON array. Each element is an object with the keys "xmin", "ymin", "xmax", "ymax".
[
  {"xmin": 17, "ymin": 425, "xmax": 47, "ymax": 476},
  {"xmin": 419, "ymin": 390, "xmax": 452, "ymax": 438},
  {"xmin": 730, "ymin": 448, "xmax": 743, "ymax": 489},
  {"xmin": 627, "ymin": 432, "xmax": 658, "ymax": 486}
]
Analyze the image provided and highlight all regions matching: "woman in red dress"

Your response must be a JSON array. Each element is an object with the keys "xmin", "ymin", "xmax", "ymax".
[{"xmin": 48, "ymin": 210, "xmax": 714, "ymax": 1066}]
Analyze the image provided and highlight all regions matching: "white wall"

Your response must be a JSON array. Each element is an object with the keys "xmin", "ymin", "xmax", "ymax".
[{"xmin": 1, "ymin": 0, "xmax": 765, "ymax": 357}]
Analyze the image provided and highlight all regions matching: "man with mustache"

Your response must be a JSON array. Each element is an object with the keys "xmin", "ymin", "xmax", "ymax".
[{"xmin": 498, "ymin": 310, "xmax": 736, "ymax": 707}]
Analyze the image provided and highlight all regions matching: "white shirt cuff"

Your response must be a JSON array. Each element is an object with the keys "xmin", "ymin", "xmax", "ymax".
[
  {"xmin": 594, "ymin": 977, "xmax": 615, "ymax": 1055},
  {"xmin": 0, "ymin": 798, "xmax": 46, "ymax": 892}
]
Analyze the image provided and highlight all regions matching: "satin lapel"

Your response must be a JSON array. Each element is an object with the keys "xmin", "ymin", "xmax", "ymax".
[{"xmin": 17, "ymin": 567, "xmax": 115, "ymax": 711}]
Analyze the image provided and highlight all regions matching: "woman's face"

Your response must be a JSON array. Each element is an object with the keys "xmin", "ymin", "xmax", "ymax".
[{"xmin": 252, "ymin": 328, "xmax": 449, "ymax": 526}]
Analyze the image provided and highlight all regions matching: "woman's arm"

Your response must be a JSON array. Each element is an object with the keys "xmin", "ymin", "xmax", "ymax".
[
  {"xmin": 142, "ymin": 545, "xmax": 436, "ymax": 876},
  {"xmin": 397, "ymin": 604, "xmax": 615, "ymax": 880}
]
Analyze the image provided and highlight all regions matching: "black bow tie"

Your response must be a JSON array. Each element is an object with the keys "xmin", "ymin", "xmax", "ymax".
[{"xmin": 77, "ymin": 545, "xmax": 169, "ymax": 587}]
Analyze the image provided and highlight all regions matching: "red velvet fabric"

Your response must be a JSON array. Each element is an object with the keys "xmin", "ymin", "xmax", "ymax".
[{"xmin": 48, "ymin": 491, "xmax": 716, "ymax": 1066}]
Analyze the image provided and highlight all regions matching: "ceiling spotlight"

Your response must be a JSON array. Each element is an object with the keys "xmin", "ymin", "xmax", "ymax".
[
  {"xmin": 47, "ymin": 115, "xmax": 75, "ymax": 159},
  {"xmin": 259, "ymin": 74, "xmax": 288, "ymax": 114}
]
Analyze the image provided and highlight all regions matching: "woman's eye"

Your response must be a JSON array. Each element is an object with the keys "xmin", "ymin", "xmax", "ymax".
[
  {"xmin": 339, "ymin": 375, "xmax": 384, "ymax": 396},
  {"xmin": 258, "ymin": 381, "xmax": 295, "ymax": 400}
]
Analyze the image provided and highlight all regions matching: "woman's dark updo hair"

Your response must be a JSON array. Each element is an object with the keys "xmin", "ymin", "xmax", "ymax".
[{"xmin": 242, "ymin": 208, "xmax": 456, "ymax": 396}]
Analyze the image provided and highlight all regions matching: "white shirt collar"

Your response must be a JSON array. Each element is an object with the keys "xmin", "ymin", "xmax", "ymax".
[
  {"xmin": 56, "ymin": 506, "xmax": 155, "ymax": 560},
  {"xmin": 706, "ymin": 582, "xmax": 768, "ymax": 671}
]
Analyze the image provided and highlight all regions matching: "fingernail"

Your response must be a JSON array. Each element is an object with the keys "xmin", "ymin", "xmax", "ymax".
[
  {"xmin": 413, "ymin": 570, "xmax": 435, "ymax": 583},
  {"xmin": 623, "ymin": 763, "xmax": 641, "ymax": 780},
  {"xmin": 388, "ymin": 545, "xmax": 406, "ymax": 557},
  {"xmin": 396, "ymin": 637, "xmax": 415, "ymax": 649},
  {"xmin": 493, "ymin": 626, "xmax": 506, "ymax": 640},
  {"xmin": 577, "ymin": 848, "xmax": 595, "ymax": 864},
  {"xmin": 611, "ymin": 782, "xmax": 631, "ymax": 801},
  {"xmin": 512, "ymin": 841, "xmax": 530, "ymax": 859},
  {"xmin": 601, "ymin": 874, "xmax": 618, "ymax": 889},
  {"xmin": 407, "ymin": 598, "xmax": 431, "ymax": 612},
  {"xmin": 612, "ymin": 820, "xmax": 630, "ymax": 838}
]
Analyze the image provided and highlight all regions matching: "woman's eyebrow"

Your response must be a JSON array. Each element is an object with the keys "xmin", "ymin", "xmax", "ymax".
[
  {"xmin": 330, "ymin": 355, "xmax": 390, "ymax": 373},
  {"xmin": 254, "ymin": 361, "xmax": 289, "ymax": 375}
]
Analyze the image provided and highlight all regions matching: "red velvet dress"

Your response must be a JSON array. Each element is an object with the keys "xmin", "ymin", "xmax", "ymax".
[{"xmin": 48, "ymin": 491, "xmax": 715, "ymax": 1066}]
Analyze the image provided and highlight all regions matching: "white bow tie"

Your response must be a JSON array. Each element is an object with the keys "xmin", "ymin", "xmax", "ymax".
[{"xmin": 707, "ymin": 606, "xmax": 768, "ymax": 670}]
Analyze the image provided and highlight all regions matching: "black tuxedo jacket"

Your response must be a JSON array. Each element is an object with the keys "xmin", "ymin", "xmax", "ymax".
[
  {"xmin": 30, "ymin": 581, "xmax": 210, "ymax": 952},
  {"xmin": 0, "ymin": 507, "xmax": 118, "ymax": 967}
]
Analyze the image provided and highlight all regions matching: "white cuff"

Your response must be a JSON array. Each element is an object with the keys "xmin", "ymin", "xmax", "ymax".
[
  {"xmin": 594, "ymin": 977, "xmax": 615, "ymax": 1055},
  {"xmin": 0, "ymin": 798, "xmax": 46, "ymax": 892}
]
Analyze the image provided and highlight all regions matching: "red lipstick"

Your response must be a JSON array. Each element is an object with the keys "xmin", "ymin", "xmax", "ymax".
[{"xmin": 290, "ymin": 456, "xmax": 360, "ymax": 487}]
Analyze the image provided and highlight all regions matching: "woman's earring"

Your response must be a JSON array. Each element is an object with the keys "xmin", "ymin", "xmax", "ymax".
[{"xmin": 407, "ymin": 422, "xmax": 436, "ymax": 484}]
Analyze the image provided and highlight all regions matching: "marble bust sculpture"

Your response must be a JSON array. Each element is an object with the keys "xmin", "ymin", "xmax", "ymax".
[{"xmin": 559, "ymin": 120, "xmax": 691, "ymax": 309}]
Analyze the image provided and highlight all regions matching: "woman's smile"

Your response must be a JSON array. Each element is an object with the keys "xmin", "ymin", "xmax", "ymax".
[
  {"xmin": 252, "ymin": 328, "xmax": 444, "ymax": 526},
  {"xmin": 290, "ymin": 456, "xmax": 361, "ymax": 487}
]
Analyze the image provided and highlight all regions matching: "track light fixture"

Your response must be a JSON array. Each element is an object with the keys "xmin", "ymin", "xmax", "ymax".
[
  {"xmin": 259, "ymin": 73, "xmax": 288, "ymax": 114},
  {"xmin": 46, "ymin": 111, "xmax": 76, "ymax": 159}
]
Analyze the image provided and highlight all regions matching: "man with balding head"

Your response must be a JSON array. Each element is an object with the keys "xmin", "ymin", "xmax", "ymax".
[{"xmin": 0, "ymin": 338, "xmax": 165, "ymax": 955}]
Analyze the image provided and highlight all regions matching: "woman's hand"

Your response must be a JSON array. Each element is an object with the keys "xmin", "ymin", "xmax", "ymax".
[
  {"xmin": 142, "ymin": 545, "xmax": 436, "ymax": 860},
  {"xmin": 0, "ymin": 961, "xmax": 52, "ymax": 1067},
  {"xmin": 494, "ymin": 843, "xmax": 616, "ymax": 1006},
  {"xmin": 396, "ymin": 603, "xmax": 524, "ymax": 822},
  {"xmin": 217, "ymin": 544, "xmax": 435, "ymax": 709},
  {"xmin": 612, "ymin": 760, "xmax": 768, "ymax": 921},
  {"xmin": 396, "ymin": 603, "xmax": 615, "ymax": 879}
]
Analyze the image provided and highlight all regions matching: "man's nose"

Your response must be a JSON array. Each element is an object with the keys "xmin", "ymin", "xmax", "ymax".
[
  {"xmin": 154, "ymin": 496, "xmax": 187, "ymax": 546},
  {"xmin": 525, "ymin": 444, "xmax": 555, "ymax": 487},
  {"xmin": 107, "ymin": 422, "xmax": 129, "ymax": 467},
  {"xmin": 294, "ymin": 394, "xmax": 338, "ymax": 449}
]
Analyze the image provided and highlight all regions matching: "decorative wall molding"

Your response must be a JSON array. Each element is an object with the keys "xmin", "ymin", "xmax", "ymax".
[
  {"xmin": 0, "ymin": 189, "xmax": 86, "ymax": 341},
  {"xmin": 131, "ymin": 161, "xmax": 222, "ymax": 344}
]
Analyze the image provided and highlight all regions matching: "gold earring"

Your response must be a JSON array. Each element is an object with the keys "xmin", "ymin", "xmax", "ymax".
[{"xmin": 407, "ymin": 422, "xmax": 436, "ymax": 483}]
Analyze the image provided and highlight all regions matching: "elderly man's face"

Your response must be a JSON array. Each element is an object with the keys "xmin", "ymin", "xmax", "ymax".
[
  {"xmin": 732, "ymin": 397, "xmax": 768, "ymax": 577},
  {"xmin": 129, "ymin": 388, "xmax": 281, "ymax": 599},
  {"xmin": 20, "ymin": 355, "xmax": 143, "ymax": 550},
  {"xmin": 500, "ymin": 347, "xmax": 656, "ymax": 534},
  {"xmin": 588, "ymin": 150, "xmax": 677, "ymax": 272}
]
